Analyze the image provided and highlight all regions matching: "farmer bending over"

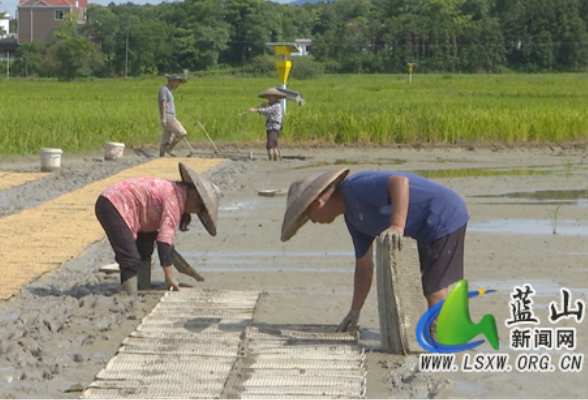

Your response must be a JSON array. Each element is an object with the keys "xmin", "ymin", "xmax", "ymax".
[
  {"xmin": 280, "ymin": 168, "xmax": 470, "ymax": 333},
  {"xmin": 95, "ymin": 162, "xmax": 219, "ymax": 295}
]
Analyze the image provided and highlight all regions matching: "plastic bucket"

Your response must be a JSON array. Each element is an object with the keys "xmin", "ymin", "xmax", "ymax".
[
  {"xmin": 40, "ymin": 148, "xmax": 62, "ymax": 172},
  {"xmin": 104, "ymin": 141, "xmax": 125, "ymax": 161}
]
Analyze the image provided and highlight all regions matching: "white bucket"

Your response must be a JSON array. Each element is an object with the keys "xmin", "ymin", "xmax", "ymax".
[
  {"xmin": 104, "ymin": 141, "xmax": 125, "ymax": 161},
  {"xmin": 40, "ymin": 148, "xmax": 63, "ymax": 172}
]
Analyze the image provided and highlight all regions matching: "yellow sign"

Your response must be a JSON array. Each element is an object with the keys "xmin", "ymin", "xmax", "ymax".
[
  {"xmin": 266, "ymin": 43, "xmax": 300, "ymax": 85},
  {"xmin": 276, "ymin": 60, "xmax": 292, "ymax": 84},
  {"xmin": 275, "ymin": 46, "xmax": 292, "ymax": 55}
]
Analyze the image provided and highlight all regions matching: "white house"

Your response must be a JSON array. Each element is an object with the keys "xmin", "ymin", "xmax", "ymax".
[
  {"xmin": 0, "ymin": 11, "xmax": 9, "ymax": 38},
  {"xmin": 293, "ymin": 39, "xmax": 312, "ymax": 56}
]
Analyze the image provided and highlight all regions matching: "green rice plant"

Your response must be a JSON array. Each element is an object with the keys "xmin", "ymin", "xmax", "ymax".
[
  {"xmin": 549, "ymin": 205, "xmax": 562, "ymax": 235},
  {"xmin": 2, "ymin": 73, "xmax": 588, "ymax": 156}
]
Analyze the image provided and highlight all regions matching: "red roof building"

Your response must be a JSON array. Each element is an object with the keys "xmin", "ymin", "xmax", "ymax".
[{"xmin": 17, "ymin": 0, "xmax": 87, "ymax": 43}]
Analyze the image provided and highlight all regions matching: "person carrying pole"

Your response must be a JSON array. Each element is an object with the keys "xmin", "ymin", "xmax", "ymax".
[{"xmin": 248, "ymin": 87, "xmax": 286, "ymax": 161}]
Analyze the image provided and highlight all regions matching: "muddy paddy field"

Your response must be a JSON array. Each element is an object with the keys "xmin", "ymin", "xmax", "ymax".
[{"xmin": 0, "ymin": 144, "xmax": 587, "ymax": 399}]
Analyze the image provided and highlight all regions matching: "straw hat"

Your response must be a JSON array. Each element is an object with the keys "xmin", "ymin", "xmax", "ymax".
[
  {"xmin": 178, "ymin": 162, "xmax": 219, "ymax": 236},
  {"xmin": 280, "ymin": 168, "xmax": 350, "ymax": 242},
  {"xmin": 258, "ymin": 87, "xmax": 287, "ymax": 99},
  {"xmin": 165, "ymin": 74, "xmax": 187, "ymax": 83}
]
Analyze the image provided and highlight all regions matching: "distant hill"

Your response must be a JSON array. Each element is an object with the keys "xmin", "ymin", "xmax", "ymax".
[{"xmin": 290, "ymin": 0, "xmax": 336, "ymax": 5}]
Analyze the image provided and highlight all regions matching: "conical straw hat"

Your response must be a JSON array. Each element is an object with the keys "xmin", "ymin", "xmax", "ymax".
[
  {"xmin": 281, "ymin": 168, "xmax": 350, "ymax": 242},
  {"xmin": 258, "ymin": 87, "xmax": 287, "ymax": 99},
  {"xmin": 178, "ymin": 162, "xmax": 219, "ymax": 236}
]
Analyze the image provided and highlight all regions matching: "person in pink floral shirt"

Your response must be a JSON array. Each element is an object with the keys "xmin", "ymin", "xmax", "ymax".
[{"xmin": 95, "ymin": 163, "xmax": 219, "ymax": 295}]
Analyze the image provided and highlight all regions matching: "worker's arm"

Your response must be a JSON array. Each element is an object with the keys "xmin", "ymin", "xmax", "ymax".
[
  {"xmin": 157, "ymin": 241, "xmax": 179, "ymax": 291},
  {"xmin": 351, "ymin": 248, "xmax": 374, "ymax": 312},
  {"xmin": 162, "ymin": 265, "xmax": 180, "ymax": 291},
  {"xmin": 378, "ymin": 174, "xmax": 409, "ymax": 250},
  {"xmin": 160, "ymin": 99, "xmax": 167, "ymax": 126},
  {"xmin": 387, "ymin": 174, "xmax": 409, "ymax": 231},
  {"xmin": 336, "ymin": 247, "xmax": 374, "ymax": 332},
  {"xmin": 249, "ymin": 103, "xmax": 268, "ymax": 113}
]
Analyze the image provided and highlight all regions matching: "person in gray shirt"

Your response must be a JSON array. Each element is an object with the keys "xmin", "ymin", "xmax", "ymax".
[{"xmin": 159, "ymin": 74, "xmax": 187, "ymax": 157}]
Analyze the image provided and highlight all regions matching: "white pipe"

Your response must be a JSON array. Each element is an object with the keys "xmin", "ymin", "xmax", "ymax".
[{"xmin": 281, "ymin": 83, "xmax": 287, "ymax": 114}]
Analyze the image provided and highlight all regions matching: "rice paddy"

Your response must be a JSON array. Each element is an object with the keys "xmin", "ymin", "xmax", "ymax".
[{"xmin": 1, "ymin": 73, "xmax": 588, "ymax": 156}]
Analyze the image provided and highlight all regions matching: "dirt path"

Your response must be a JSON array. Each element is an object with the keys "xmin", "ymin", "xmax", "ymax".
[{"xmin": 0, "ymin": 144, "xmax": 587, "ymax": 398}]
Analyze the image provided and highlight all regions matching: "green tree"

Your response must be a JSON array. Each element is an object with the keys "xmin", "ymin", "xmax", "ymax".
[
  {"xmin": 46, "ymin": 37, "xmax": 102, "ymax": 80},
  {"xmin": 85, "ymin": 5, "xmax": 121, "ymax": 76},
  {"xmin": 496, "ymin": 0, "xmax": 588, "ymax": 71},
  {"xmin": 459, "ymin": 17, "xmax": 505, "ymax": 72},
  {"xmin": 13, "ymin": 41, "xmax": 44, "ymax": 77},
  {"xmin": 51, "ymin": 12, "xmax": 82, "ymax": 39},
  {"xmin": 221, "ymin": 0, "xmax": 283, "ymax": 65},
  {"xmin": 164, "ymin": 0, "xmax": 231, "ymax": 71}
]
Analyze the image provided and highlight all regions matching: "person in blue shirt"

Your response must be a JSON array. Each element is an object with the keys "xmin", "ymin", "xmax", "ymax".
[{"xmin": 280, "ymin": 167, "xmax": 470, "ymax": 332}]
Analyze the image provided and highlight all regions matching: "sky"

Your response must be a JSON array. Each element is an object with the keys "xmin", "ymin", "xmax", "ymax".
[{"xmin": 2, "ymin": 0, "xmax": 292, "ymax": 18}]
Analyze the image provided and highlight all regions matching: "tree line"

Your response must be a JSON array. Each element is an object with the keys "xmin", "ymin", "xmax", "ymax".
[{"xmin": 8, "ymin": 0, "xmax": 588, "ymax": 80}]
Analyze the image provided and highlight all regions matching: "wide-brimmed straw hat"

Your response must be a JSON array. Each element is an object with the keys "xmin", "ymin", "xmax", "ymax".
[
  {"xmin": 178, "ymin": 162, "xmax": 219, "ymax": 236},
  {"xmin": 280, "ymin": 167, "xmax": 350, "ymax": 242},
  {"xmin": 165, "ymin": 74, "xmax": 187, "ymax": 83},
  {"xmin": 258, "ymin": 87, "xmax": 287, "ymax": 99}
]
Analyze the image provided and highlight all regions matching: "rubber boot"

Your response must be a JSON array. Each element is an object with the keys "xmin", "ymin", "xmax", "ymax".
[
  {"xmin": 138, "ymin": 259, "xmax": 152, "ymax": 290},
  {"xmin": 121, "ymin": 276, "xmax": 138, "ymax": 296}
]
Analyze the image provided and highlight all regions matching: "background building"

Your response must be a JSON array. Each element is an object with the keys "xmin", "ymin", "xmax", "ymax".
[{"xmin": 17, "ymin": 0, "xmax": 86, "ymax": 43}]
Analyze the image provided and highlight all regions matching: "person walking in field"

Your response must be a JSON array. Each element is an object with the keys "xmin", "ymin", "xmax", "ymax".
[
  {"xmin": 159, "ymin": 74, "xmax": 188, "ymax": 157},
  {"xmin": 280, "ymin": 168, "xmax": 470, "ymax": 333},
  {"xmin": 95, "ymin": 162, "xmax": 219, "ymax": 295},
  {"xmin": 248, "ymin": 88, "xmax": 286, "ymax": 161}
]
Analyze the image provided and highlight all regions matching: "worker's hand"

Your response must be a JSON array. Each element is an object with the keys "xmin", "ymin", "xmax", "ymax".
[
  {"xmin": 160, "ymin": 117, "xmax": 168, "ymax": 127},
  {"xmin": 165, "ymin": 275, "xmax": 180, "ymax": 291},
  {"xmin": 336, "ymin": 310, "xmax": 360, "ymax": 333},
  {"xmin": 378, "ymin": 228, "xmax": 403, "ymax": 251},
  {"xmin": 248, "ymin": 107, "xmax": 257, "ymax": 113}
]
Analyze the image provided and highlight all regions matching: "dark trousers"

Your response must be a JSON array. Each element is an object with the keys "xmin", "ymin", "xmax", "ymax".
[
  {"xmin": 418, "ymin": 224, "xmax": 467, "ymax": 296},
  {"xmin": 95, "ymin": 196, "xmax": 157, "ymax": 283}
]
